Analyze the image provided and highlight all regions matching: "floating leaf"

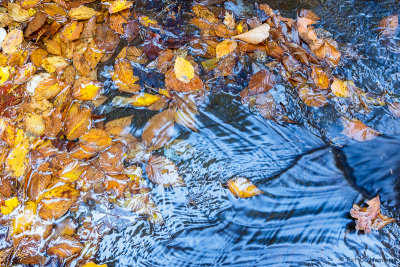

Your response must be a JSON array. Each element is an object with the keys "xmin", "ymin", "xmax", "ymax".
[
  {"xmin": 25, "ymin": 113, "xmax": 45, "ymax": 136},
  {"xmin": 97, "ymin": 142, "xmax": 126, "ymax": 174},
  {"xmin": 216, "ymin": 39, "xmax": 237, "ymax": 59},
  {"xmin": 331, "ymin": 77, "xmax": 349, "ymax": 97},
  {"xmin": 25, "ymin": 172, "xmax": 51, "ymax": 201},
  {"xmin": 146, "ymin": 156, "xmax": 184, "ymax": 186},
  {"xmin": 112, "ymin": 93, "xmax": 161, "ymax": 107},
  {"xmin": 2, "ymin": 29, "xmax": 23, "ymax": 55},
  {"xmin": 41, "ymin": 56, "xmax": 69, "ymax": 74},
  {"xmin": 311, "ymin": 65, "xmax": 330, "ymax": 89},
  {"xmin": 233, "ymin": 23, "xmax": 270, "ymax": 44},
  {"xmin": 341, "ymin": 119, "xmax": 380, "ymax": 141},
  {"xmin": 64, "ymin": 102, "xmax": 92, "ymax": 140},
  {"xmin": 80, "ymin": 128, "xmax": 112, "ymax": 153},
  {"xmin": 24, "ymin": 12, "xmax": 47, "ymax": 36},
  {"xmin": 165, "ymin": 68, "xmax": 204, "ymax": 92},
  {"xmin": 192, "ymin": 5, "xmax": 217, "ymax": 23},
  {"xmin": 174, "ymin": 57, "xmax": 195, "ymax": 83},
  {"xmin": 82, "ymin": 262, "xmax": 107, "ymax": 267},
  {"xmin": 227, "ymin": 177, "xmax": 263, "ymax": 198},
  {"xmin": 246, "ymin": 69, "xmax": 275, "ymax": 96},
  {"xmin": 142, "ymin": 109, "xmax": 175, "ymax": 151},
  {"xmin": 10, "ymin": 201, "xmax": 37, "ymax": 236}
]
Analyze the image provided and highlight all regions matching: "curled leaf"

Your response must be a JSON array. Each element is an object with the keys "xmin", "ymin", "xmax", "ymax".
[{"xmin": 233, "ymin": 23, "xmax": 270, "ymax": 44}]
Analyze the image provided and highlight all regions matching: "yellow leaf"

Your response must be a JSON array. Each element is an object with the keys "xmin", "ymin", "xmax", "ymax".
[
  {"xmin": 20, "ymin": 0, "xmax": 41, "ymax": 9},
  {"xmin": 331, "ymin": 77, "xmax": 349, "ymax": 97},
  {"xmin": 311, "ymin": 65, "xmax": 330, "ymax": 90},
  {"xmin": 233, "ymin": 23, "xmax": 270, "ymax": 44},
  {"xmin": 73, "ymin": 78, "xmax": 102, "ymax": 101},
  {"xmin": 11, "ymin": 201, "xmax": 37, "ymax": 236},
  {"xmin": 61, "ymin": 20, "xmax": 84, "ymax": 42},
  {"xmin": 64, "ymin": 102, "xmax": 92, "ymax": 140},
  {"xmin": 59, "ymin": 161, "xmax": 86, "ymax": 182},
  {"xmin": 1, "ymin": 29, "xmax": 23, "ymax": 55},
  {"xmin": 8, "ymin": 3, "xmax": 30, "ymax": 22},
  {"xmin": 174, "ymin": 57, "xmax": 194, "ymax": 83},
  {"xmin": 6, "ymin": 129, "xmax": 30, "ymax": 177},
  {"xmin": 68, "ymin": 6, "xmax": 99, "ymax": 20},
  {"xmin": 82, "ymin": 262, "xmax": 107, "ymax": 267},
  {"xmin": 139, "ymin": 16, "xmax": 158, "ymax": 27},
  {"xmin": 112, "ymin": 93, "xmax": 161, "ymax": 107},
  {"xmin": 109, "ymin": 0, "xmax": 133, "ymax": 14},
  {"xmin": 227, "ymin": 177, "xmax": 263, "ymax": 198},
  {"xmin": 112, "ymin": 58, "xmax": 138, "ymax": 92},
  {"xmin": 0, "ymin": 66, "xmax": 13, "ymax": 85},
  {"xmin": 0, "ymin": 197, "xmax": 20, "ymax": 215},
  {"xmin": 25, "ymin": 113, "xmax": 46, "ymax": 136},
  {"xmin": 216, "ymin": 39, "xmax": 237, "ymax": 59},
  {"xmin": 41, "ymin": 56, "xmax": 69, "ymax": 74}
]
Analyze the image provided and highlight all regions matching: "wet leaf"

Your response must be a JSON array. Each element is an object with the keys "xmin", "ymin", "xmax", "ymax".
[
  {"xmin": 224, "ymin": 11, "xmax": 235, "ymax": 30},
  {"xmin": 341, "ymin": 119, "xmax": 380, "ymax": 141},
  {"xmin": 73, "ymin": 77, "xmax": 102, "ymax": 101},
  {"xmin": 61, "ymin": 20, "xmax": 84, "ymax": 42},
  {"xmin": 192, "ymin": 5, "xmax": 217, "ymax": 23},
  {"xmin": 97, "ymin": 142, "xmax": 126, "ymax": 174},
  {"xmin": 105, "ymin": 115, "xmax": 133, "ymax": 136},
  {"xmin": 41, "ymin": 56, "xmax": 69, "ymax": 74},
  {"xmin": 95, "ymin": 24, "xmax": 120, "ymax": 52},
  {"xmin": 80, "ymin": 128, "xmax": 112, "ymax": 153},
  {"xmin": 174, "ymin": 57, "xmax": 195, "ymax": 83},
  {"xmin": 109, "ymin": 0, "xmax": 133, "ymax": 14},
  {"xmin": 298, "ymin": 85, "xmax": 328, "ymax": 107},
  {"xmin": 165, "ymin": 68, "xmax": 204, "ymax": 92},
  {"xmin": 47, "ymin": 235, "xmax": 83, "ymax": 259},
  {"xmin": 2, "ymin": 29, "xmax": 23, "ymax": 55},
  {"xmin": 216, "ymin": 39, "xmax": 237, "ymax": 59},
  {"xmin": 38, "ymin": 184, "xmax": 79, "ymax": 220},
  {"xmin": 350, "ymin": 195, "xmax": 395, "ymax": 233},
  {"xmin": 0, "ymin": 197, "xmax": 20, "ymax": 215},
  {"xmin": 13, "ymin": 63, "xmax": 37, "ymax": 84},
  {"xmin": 25, "ymin": 172, "xmax": 51, "ymax": 201},
  {"xmin": 24, "ymin": 12, "xmax": 47, "ymax": 36},
  {"xmin": 378, "ymin": 14, "xmax": 398, "ymax": 37},
  {"xmin": 10, "ymin": 201, "xmax": 37, "ymax": 236},
  {"xmin": 6, "ymin": 129, "xmax": 30, "ymax": 177},
  {"xmin": 112, "ymin": 93, "xmax": 161, "ymax": 107},
  {"xmin": 64, "ymin": 102, "xmax": 92, "ymax": 140},
  {"xmin": 112, "ymin": 58, "xmax": 139, "ymax": 92},
  {"xmin": 8, "ymin": 3, "xmax": 31, "ymax": 22},
  {"xmin": 146, "ymin": 156, "xmax": 184, "ymax": 186},
  {"xmin": 30, "ymin": 48, "xmax": 48, "ymax": 67},
  {"xmin": 25, "ymin": 113, "xmax": 45, "ymax": 136},
  {"xmin": 233, "ymin": 23, "xmax": 270, "ymax": 44},
  {"xmin": 142, "ymin": 109, "xmax": 175, "ymax": 151},
  {"xmin": 388, "ymin": 102, "xmax": 400, "ymax": 117},
  {"xmin": 311, "ymin": 65, "xmax": 330, "ymax": 89},
  {"xmin": 59, "ymin": 161, "xmax": 86, "ymax": 182},
  {"xmin": 331, "ymin": 77, "xmax": 349, "ymax": 97},
  {"xmin": 227, "ymin": 177, "xmax": 263, "ymax": 198},
  {"xmin": 246, "ymin": 69, "xmax": 275, "ymax": 96},
  {"xmin": 68, "ymin": 6, "xmax": 99, "ymax": 20}
]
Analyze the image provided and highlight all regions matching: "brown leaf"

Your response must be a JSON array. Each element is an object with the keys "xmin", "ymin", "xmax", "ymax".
[
  {"xmin": 224, "ymin": 11, "xmax": 235, "ymax": 30},
  {"xmin": 72, "ymin": 77, "xmax": 102, "ymax": 101},
  {"xmin": 378, "ymin": 14, "xmax": 398, "ymax": 37},
  {"xmin": 298, "ymin": 85, "xmax": 328, "ymax": 107},
  {"xmin": 227, "ymin": 177, "xmax": 263, "ymax": 198},
  {"xmin": 165, "ymin": 68, "xmax": 204, "ymax": 92},
  {"xmin": 2, "ymin": 29, "xmax": 23, "ymax": 55},
  {"xmin": 64, "ymin": 102, "xmax": 92, "ymax": 140},
  {"xmin": 341, "ymin": 119, "xmax": 380, "ymax": 141},
  {"xmin": 42, "ymin": 3, "xmax": 67, "ymax": 23},
  {"xmin": 299, "ymin": 9, "xmax": 320, "ymax": 21},
  {"xmin": 97, "ymin": 142, "xmax": 126, "ymax": 174},
  {"xmin": 95, "ymin": 24, "xmax": 120, "ymax": 52},
  {"xmin": 30, "ymin": 48, "xmax": 48, "ymax": 67},
  {"xmin": 146, "ymin": 156, "xmax": 184, "ymax": 186},
  {"xmin": 282, "ymin": 54, "xmax": 301, "ymax": 73},
  {"xmin": 80, "ymin": 128, "xmax": 112, "ymax": 153},
  {"xmin": 105, "ymin": 115, "xmax": 133, "ymax": 136},
  {"xmin": 233, "ymin": 23, "xmax": 270, "ymax": 44},
  {"xmin": 13, "ymin": 63, "xmax": 37, "ymax": 84},
  {"xmin": 297, "ymin": 17, "xmax": 318, "ymax": 44},
  {"xmin": 264, "ymin": 39, "xmax": 284, "ymax": 59},
  {"xmin": 73, "ymin": 52, "xmax": 91, "ymax": 77},
  {"xmin": 350, "ymin": 195, "xmax": 395, "ymax": 233},
  {"xmin": 311, "ymin": 65, "xmax": 330, "ymax": 89},
  {"xmin": 173, "ymin": 94, "xmax": 199, "ymax": 131},
  {"xmin": 47, "ymin": 235, "xmax": 83, "ymax": 259},
  {"xmin": 192, "ymin": 5, "xmax": 217, "ymax": 23},
  {"xmin": 43, "ymin": 107, "xmax": 62, "ymax": 137},
  {"xmin": 246, "ymin": 69, "xmax": 275, "ymax": 96},
  {"xmin": 24, "ymin": 12, "xmax": 47, "ymax": 36},
  {"xmin": 76, "ymin": 165, "xmax": 105, "ymax": 192},
  {"xmin": 112, "ymin": 58, "xmax": 138, "ymax": 92},
  {"xmin": 142, "ymin": 109, "xmax": 175, "ymax": 150},
  {"xmin": 215, "ymin": 52, "xmax": 236, "ymax": 76},
  {"xmin": 25, "ymin": 171, "xmax": 51, "ymax": 201},
  {"xmin": 61, "ymin": 20, "xmax": 84, "ymax": 42},
  {"xmin": 68, "ymin": 6, "xmax": 99, "ymax": 20}
]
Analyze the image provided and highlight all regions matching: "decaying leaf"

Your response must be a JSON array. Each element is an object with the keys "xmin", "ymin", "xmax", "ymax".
[
  {"xmin": 311, "ymin": 65, "xmax": 330, "ymax": 90},
  {"xmin": 246, "ymin": 69, "xmax": 275, "ymax": 96},
  {"xmin": 10, "ymin": 201, "xmax": 37, "ymax": 236},
  {"xmin": 68, "ymin": 6, "xmax": 99, "ymax": 20},
  {"xmin": 142, "ymin": 109, "xmax": 175, "ymax": 151},
  {"xmin": 227, "ymin": 177, "xmax": 263, "ymax": 198},
  {"xmin": 378, "ymin": 14, "xmax": 398, "ymax": 37},
  {"xmin": 298, "ymin": 85, "xmax": 327, "ymax": 107},
  {"xmin": 0, "ymin": 197, "xmax": 20, "ymax": 215},
  {"xmin": 73, "ymin": 77, "xmax": 102, "ymax": 101},
  {"xmin": 233, "ymin": 23, "xmax": 270, "ymax": 44},
  {"xmin": 350, "ymin": 195, "xmax": 395, "ymax": 233},
  {"xmin": 6, "ymin": 129, "xmax": 30, "ymax": 177},
  {"xmin": 165, "ymin": 68, "xmax": 204, "ymax": 92},
  {"xmin": 216, "ymin": 39, "xmax": 237, "ymax": 59},
  {"xmin": 174, "ymin": 57, "xmax": 195, "ymax": 83},
  {"xmin": 97, "ymin": 142, "xmax": 126, "ymax": 174},
  {"xmin": 47, "ymin": 235, "xmax": 83, "ymax": 259},
  {"xmin": 80, "ymin": 128, "xmax": 112, "ymax": 153},
  {"xmin": 341, "ymin": 119, "xmax": 380, "ymax": 141},
  {"xmin": 112, "ymin": 58, "xmax": 139, "ymax": 92},
  {"xmin": 146, "ymin": 156, "xmax": 184, "ymax": 186}
]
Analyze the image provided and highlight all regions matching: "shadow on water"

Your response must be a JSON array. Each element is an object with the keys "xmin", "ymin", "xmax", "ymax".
[{"xmin": 95, "ymin": 0, "xmax": 400, "ymax": 266}]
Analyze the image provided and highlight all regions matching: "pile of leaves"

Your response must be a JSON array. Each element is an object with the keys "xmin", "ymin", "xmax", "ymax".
[{"xmin": 0, "ymin": 0, "xmax": 398, "ymax": 265}]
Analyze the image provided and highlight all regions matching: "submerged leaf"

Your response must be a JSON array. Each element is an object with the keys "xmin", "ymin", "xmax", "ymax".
[
  {"xmin": 331, "ymin": 77, "xmax": 349, "ymax": 97},
  {"xmin": 174, "ymin": 57, "xmax": 194, "ymax": 83},
  {"xmin": 227, "ymin": 177, "xmax": 263, "ymax": 198},
  {"xmin": 341, "ymin": 119, "xmax": 380, "ymax": 141},
  {"xmin": 146, "ymin": 156, "xmax": 184, "ymax": 186},
  {"xmin": 216, "ymin": 39, "xmax": 237, "ymax": 59},
  {"xmin": 142, "ymin": 109, "xmax": 175, "ymax": 151},
  {"xmin": 378, "ymin": 14, "xmax": 398, "ymax": 37},
  {"xmin": 233, "ymin": 23, "xmax": 270, "ymax": 44}
]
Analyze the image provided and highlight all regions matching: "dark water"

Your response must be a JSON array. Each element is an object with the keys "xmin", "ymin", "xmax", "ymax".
[{"xmin": 95, "ymin": 0, "xmax": 400, "ymax": 266}]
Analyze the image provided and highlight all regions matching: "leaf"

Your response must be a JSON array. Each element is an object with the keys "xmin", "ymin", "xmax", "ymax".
[
  {"xmin": 20, "ymin": 0, "xmax": 42, "ymax": 9},
  {"xmin": 25, "ymin": 172, "xmax": 51, "ymax": 201},
  {"xmin": 24, "ymin": 12, "xmax": 47, "ymax": 36},
  {"xmin": 73, "ymin": 52, "xmax": 91, "ymax": 77},
  {"xmin": 105, "ymin": 115, "xmax": 133, "ymax": 136},
  {"xmin": 68, "ymin": 6, "xmax": 99, "ymax": 20},
  {"xmin": 174, "ymin": 57, "xmax": 195, "ymax": 83},
  {"xmin": 112, "ymin": 93, "xmax": 161, "ymax": 107},
  {"xmin": 388, "ymin": 102, "xmax": 400, "ymax": 117},
  {"xmin": 350, "ymin": 195, "xmax": 395, "ymax": 233},
  {"xmin": 142, "ymin": 109, "xmax": 175, "ymax": 151},
  {"xmin": 97, "ymin": 142, "xmax": 126, "ymax": 174},
  {"xmin": 13, "ymin": 63, "xmax": 37, "ymax": 84},
  {"xmin": 2, "ymin": 29, "xmax": 23, "ymax": 55},
  {"xmin": 10, "ymin": 201, "xmax": 37, "ymax": 236},
  {"xmin": 95, "ymin": 24, "xmax": 120, "ymax": 52},
  {"xmin": 64, "ymin": 102, "xmax": 92, "ymax": 140},
  {"xmin": 72, "ymin": 77, "xmax": 102, "ymax": 101},
  {"xmin": 26, "ymin": 73, "xmax": 60, "ymax": 99},
  {"xmin": 80, "ymin": 128, "xmax": 112, "ymax": 153},
  {"xmin": 42, "ymin": 3, "xmax": 67, "ymax": 23},
  {"xmin": 331, "ymin": 77, "xmax": 349, "ymax": 97},
  {"xmin": 192, "ymin": 5, "xmax": 217, "ymax": 23},
  {"xmin": 112, "ymin": 58, "xmax": 138, "ymax": 92},
  {"xmin": 341, "ymin": 119, "xmax": 380, "ymax": 141},
  {"xmin": 233, "ymin": 23, "xmax": 270, "ymax": 44},
  {"xmin": 298, "ymin": 85, "xmax": 328, "ymax": 108},
  {"xmin": 37, "ymin": 184, "xmax": 80, "ymax": 220},
  {"xmin": 246, "ymin": 69, "xmax": 275, "ymax": 96},
  {"xmin": 297, "ymin": 17, "xmax": 318, "ymax": 44},
  {"xmin": 41, "ymin": 56, "xmax": 69, "ymax": 74},
  {"xmin": 378, "ymin": 14, "xmax": 398, "ymax": 37},
  {"xmin": 165, "ymin": 68, "xmax": 204, "ymax": 92},
  {"xmin": 82, "ymin": 262, "xmax": 107, "ymax": 267},
  {"xmin": 311, "ymin": 65, "xmax": 330, "ymax": 89},
  {"xmin": 109, "ymin": 0, "xmax": 133, "ymax": 14},
  {"xmin": 6, "ymin": 129, "xmax": 30, "ymax": 177},
  {"xmin": 25, "ymin": 113, "xmax": 45, "ymax": 136},
  {"xmin": 216, "ymin": 39, "xmax": 237, "ymax": 59},
  {"xmin": 0, "ymin": 197, "xmax": 20, "ymax": 215},
  {"xmin": 227, "ymin": 177, "xmax": 263, "ymax": 198},
  {"xmin": 146, "ymin": 156, "xmax": 184, "ymax": 186},
  {"xmin": 8, "ymin": 3, "xmax": 30, "ymax": 23},
  {"xmin": 30, "ymin": 48, "xmax": 48, "ymax": 67},
  {"xmin": 59, "ymin": 161, "xmax": 86, "ymax": 182},
  {"xmin": 223, "ymin": 11, "xmax": 235, "ymax": 30},
  {"xmin": 61, "ymin": 20, "xmax": 84, "ymax": 42},
  {"xmin": 47, "ymin": 235, "xmax": 83, "ymax": 259}
]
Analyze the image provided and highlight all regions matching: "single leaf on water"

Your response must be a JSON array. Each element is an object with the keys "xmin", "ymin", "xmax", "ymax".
[
  {"xmin": 146, "ymin": 156, "xmax": 184, "ymax": 187},
  {"xmin": 233, "ymin": 23, "xmax": 270, "ymax": 44},
  {"xmin": 341, "ymin": 119, "xmax": 380, "ymax": 141},
  {"xmin": 142, "ymin": 109, "xmax": 175, "ymax": 151},
  {"xmin": 378, "ymin": 14, "xmax": 398, "ymax": 37},
  {"xmin": 216, "ymin": 39, "xmax": 237, "ymax": 59},
  {"xmin": 331, "ymin": 77, "xmax": 349, "ymax": 97},
  {"xmin": 174, "ymin": 57, "xmax": 195, "ymax": 83},
  {"xmin": 227, "ymin": 177, "xmax": 263, "ymax": 198}
]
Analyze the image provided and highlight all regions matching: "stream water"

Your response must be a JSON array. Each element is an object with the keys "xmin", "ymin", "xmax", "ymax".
[{"xmin": 93, "ymin": 0, "xmax": 400, "ymax": 266}]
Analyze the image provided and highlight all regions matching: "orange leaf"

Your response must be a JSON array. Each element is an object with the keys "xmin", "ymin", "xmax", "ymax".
[
  {"xmin": 61, "ymin": 20, "xmax": 84, "ymax": 42},
  {"xmin": 72, "ymin": 77, "xmax": 102, "ymax": 101},
  {"xmin": 298, "ymin": 85, "xmax": 327, "ymax": 107},
  {"xmin": 216, "ymin": 39, "xmax": 237, "ymax": 59},
  {"xmin": 227, "ymin": 177, "xmax": 263, "ymax": 198},
  {"xmin": 330, "ymin": 77, "xmax": 349, "ymax": 97},
  {"xmin": 341, "ymin": 119, "xmax": 380, "ymax": 141},
  {"xmin": 109, "ymin": 0, "xmax": 133, "ymax": 14},
  {"xmin": 311, "ymin": 65, "xmax": 330, "ymax": 89},
  {"xmin": 64, "ymin": 102, "xmax": 92, "ymax": 140},
  {"xmin": 2, "ymin": 29, "xmax": 23, "ymax": 55},
  {"xmin": 142, "ymin": 109, "xmax": 175, "ymax": 151},
  {"xmin": 112, "ymin": 58, "xmax": 138, "ymax": 92},
  {"xmin": 47, "ymin": 236, "xmax": 83, "ymax": 259}
]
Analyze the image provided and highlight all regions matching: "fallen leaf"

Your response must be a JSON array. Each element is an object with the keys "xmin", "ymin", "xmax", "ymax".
[
  {"xmin": 41, "ymin": 56, "xmax": 69, "ymax": 74},
  {"xmin": 311, "ymin": 65, "xmax": 330, "ymax": 89},
  {"xmin": 216, "ymin": 39, "xmax": 237, "ymax": 59},
  {"xmin": 146, "ymin": 156, "xmax": 184, "ymax": 186},
  {"xmin": 0, "ymin": 197, "xmax": 20, "ymax": 215},
  {"xmin": 174, "ymin": 57, "xmax": 195, "ymax": 83},
  {"xmin": 109, "ymin": 0, "xmax": 133, "ymax": 14},
  {"xmin": 165, "ymin": 68, "xmax": 204, "ymax": 92},
  {"xmin": 82, "ymin": 262, "xmax": 107, "ymax": 267},
  {"xmin": 13, "ymin": 63, "xmax": 37, "ymax": 84},
  {"xmin": 59, "ymin": 161, "xmax": 86, "ymax": 182},
  {"xmin": 378, "ymin": 14, "xmax": 398, "ymax": 37},
  {"xmin": 331, "ymin": 77, "xmax": 349, "ymax": 97},
  {"xmin": 6, "ymin": 129, "xmax": 30, "ymax": 177},
  {"xmin": 68, "ymin": 6, "xmax": 99, "ymax": 20},
  {"xmin": 298, "ymin": 85, "xmax": 328, "ymax": 107},
  {"xmin": 47, "ymin": 235, "xmax": 83, "ymax": 259},
  {"xmin": 350, "ymin": 195, "xmax": 395, "ymax": 233},
  {"xmin": 192, "ymin": 5, "xmax": 217, "ymax": 23},
  {"xmin": 2, "ymin": 29, "xmax": 23, "ymax": 55},
  {"xmin": 30, "ymin": 48, "xmax": 48, "ymax": 67},
  {"xmin": 233, "ymin": 23, "xmax": 270, "ymax": 44},
  {"xmin": 64, "ymin": 102, "xmax": 92, "ymax": 140},
  {"xmin": 142, "ymin": 109, "xmax": 175, "ymax": 150},
  {"xmin": 24, "ymin": 12, "xmax": 47, "ymax": 36},
  {"xmin": 227, "ymin": 177, "xmax": 263, "ymax": 198},
  {"xmin": 341, "ymin": 119, "xmax": 380, "ymax": 141},
  {"xmin": 8, "ymin": 3, "xmax": 30, "ymax": 22},
  {"xmin": 42, "ymin": 3, "xmax": 67, "ymax": 23},
  {"xmin": 112, "ymin": 93, "xmax": 161, "ymax": 107},
  {"xmin": 25, "ymin": 113, "xmax": 45, "ymax": 136},
  {"xmin": 73, "ymin": 52, "xmax": 91, "ymax": 76},
  {"xmin": 72, "ymin": 77, "xmax": 102, "ymax": 101},
  {"xmin": 112, "ymin": 58, "xmax": 138, "ymax": 92},
  {"xmin": 10, "ymin": 201, "xmax": 37, "ymax": 236},
  {"xmin": 80, "ymin": 128, "xmax": 112, "ymax": 153},
  {"xmin": 97, "ymin": 142, "xmax": 126, "ymax": 174},
  {"xmin": 61, "ymin": 20, "xmax": 84, "ymax": 42},
  {"xmin": 246, "ymin": 69, "xmax": 275, "ymax": 96},
  {"xmin": 25, "ymin": 171, "xmax": 51, "ymax": 201},
  {"xmin": 224, "ymin": 11, "xmax": 235, "ymax": 30},
  {"xmin": 95, "ymin": 24, "xmax": 120, "ymax": 52}
]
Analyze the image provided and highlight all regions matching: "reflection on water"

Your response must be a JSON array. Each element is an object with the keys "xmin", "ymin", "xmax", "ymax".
[{"xmin": 96, "ymin": 0, "xmax": 400, "ymax": 266}]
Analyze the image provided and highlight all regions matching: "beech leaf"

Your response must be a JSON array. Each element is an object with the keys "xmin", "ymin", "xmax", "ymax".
[
  {"xmin": 142, "ymin": 109, "xmax": 175, "ymax": 151},
  {"xmin": 233, "ymin": 23, "xmax": 270, "ymax": 44},
  {"xmin": 227, "ymin": 177, "xmax": 263, "ymax": 198},
  {"xmin": 174, "ymin": 57, "xmax": 195, "ymax": 83},
  {"xmin": 146, "ymin": 156, "xmax": 184, "ymax": 186}
]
